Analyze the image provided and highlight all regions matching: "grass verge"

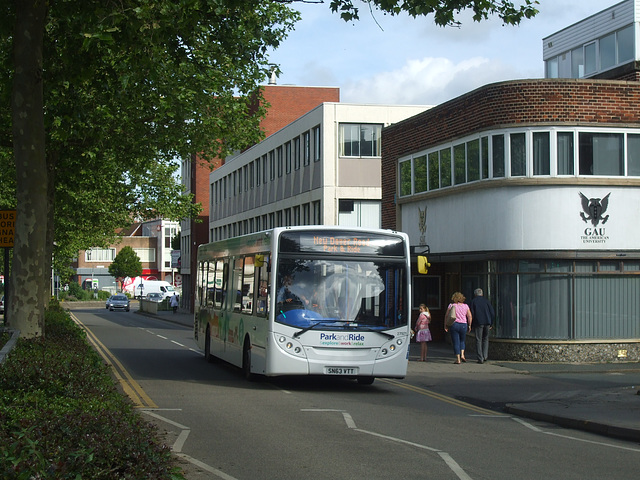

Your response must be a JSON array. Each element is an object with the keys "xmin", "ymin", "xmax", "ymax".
[{"xmin": 0, "ymin": 301, "xmax": 185, "ymax": 479}]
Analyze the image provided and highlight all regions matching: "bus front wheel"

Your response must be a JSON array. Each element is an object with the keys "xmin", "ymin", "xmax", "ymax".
[
  {"xmin": 243, "ymin": 341, "xmax": 257, "ymax": 381},
  {"xmin": 204, "ymin": 326, "xmax": 215, "ymax": 363},
  {"xmin": 357, "ymin": 376, "xmax": 375, "ymax": 385}
]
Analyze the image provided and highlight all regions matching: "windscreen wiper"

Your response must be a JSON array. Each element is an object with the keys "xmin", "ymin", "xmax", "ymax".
[
  {"xmin": 346, "ymin": 324, "xmax": 395, "ymax": 339},
  {"xmin": 293, "ymin": 320, "xmax": 344, "ymax": 338}
]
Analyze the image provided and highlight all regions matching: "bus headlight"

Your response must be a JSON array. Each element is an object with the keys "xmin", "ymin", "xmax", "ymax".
[
  {"xmin": 276, "ymin": 334, "xmax": 307, "ymax": 358},
  {"xmin": 377, "ymin": 338, "xmax": 403, "ymax": 358}
]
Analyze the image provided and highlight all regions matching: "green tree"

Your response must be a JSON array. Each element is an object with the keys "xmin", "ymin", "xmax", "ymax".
[
  {"xmin": 2, "ymin": 0, "xmax": 539, "ymax": 339},
  {"xmin": 108, "ymin": 246, "xmax": 142, "ymax": 292}
]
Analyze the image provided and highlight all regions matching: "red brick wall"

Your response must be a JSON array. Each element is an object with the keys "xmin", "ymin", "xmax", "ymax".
[
  {"xmin": 257, "ymin": 85, "xmax": 340, "ymax": 138},
  {"xmin": 381, "ymin": 79, "xmax": 640, "ymax": 229}
]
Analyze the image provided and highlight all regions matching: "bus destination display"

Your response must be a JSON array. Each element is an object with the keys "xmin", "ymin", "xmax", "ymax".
[{"xmin": 280, "ymin": 231, "xmax": 404, "ymax": 256}]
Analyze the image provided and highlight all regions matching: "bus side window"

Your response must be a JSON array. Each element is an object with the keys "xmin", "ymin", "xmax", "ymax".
[
  {"xmin": 255, "ymin": 254, "xmax": 270, "ymax": 317},
  {"xmin": 207, "ymin": 260, "xmax": 217, "ymax": 307},
  {"xmin": 221, "ymin": 260, "xmax": 230, "ymax": 310},
  {"xmin": 197, "ymin": 261, "xmax": 206, "ymax": 307},
  {"xmin": 232, "ymin": 257, "xmax": 244, "ymax": 312},
  {"xmin": 242, "ymin": 256, "xmax": 255, "ymax": 314}
]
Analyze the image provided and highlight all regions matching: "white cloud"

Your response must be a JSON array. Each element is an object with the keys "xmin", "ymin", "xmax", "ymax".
[{"xmin": 342, "ymin": 56, "xmax": 526, "ymax": 105}]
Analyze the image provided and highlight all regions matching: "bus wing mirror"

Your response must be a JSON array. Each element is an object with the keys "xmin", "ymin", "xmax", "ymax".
[
  {"xmin": 255, "ymin": 255, "xmax": 264, "ymax": 267},
  {"xmin": 417, "ymin": 256, "xmax": 431, "ymax": 274}
]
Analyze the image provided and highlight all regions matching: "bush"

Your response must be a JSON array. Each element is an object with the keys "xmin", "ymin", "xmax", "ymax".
[{"xmin": 0, "ymin": 302, "xmax": 185, "ymax": 479}]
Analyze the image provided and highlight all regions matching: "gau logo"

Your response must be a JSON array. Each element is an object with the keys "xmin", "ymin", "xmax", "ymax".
[
  {"xmin": 579, "ymin": 192, "xmax": 610, "ymax": 244},
  {"xmin": 579, "ymin": 192, "xmax": 610, "ymax": 227}
]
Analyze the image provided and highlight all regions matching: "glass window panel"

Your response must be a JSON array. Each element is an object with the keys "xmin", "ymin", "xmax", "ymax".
[
  {"xmin": 627, "ymin": 134, "xmax": 640, "ymax": 176},
  {"xmin": 617, "ymin": 25, "xmax": 634, "ymax": 63},
  {"xmin": 313, "ymin": 126, "xmax": 321, "ymax": 162},
  {"xmin": 492, "ymin": 135, "xmax": 505, "ymax": 177},
  {"xmin": 481, "ymin": 137, "xmax": 489, "ymax": 179},
  {"xmin": 518, "ymin": 274, "xmax": 571, "ymax": 339},
  {"xmin": 399, "ymin": 160, "xmax": 412, "ymax": 196},
  {"xmin": 285, "ymin": 142, "xmax": 291, "ymax": 174},
  {"xmin": 277, "ymin": 147, "xmax": 283, "ymax": 177},
  {"xmin": 575, "ymin": 276, "xmax": 640, "ymax": 339},
  {"xmin": 303, "ymin": 131, "xmax": 311, "ymax": 165},
  {"xmin": 600, "ymin": 33, "xmax": 616, "ymax": 70},
  {"xmin": 533, "ymin": 132, "xmax": 550, "ymax": 175},
  {"xmin": 547, "ymin": 261, "xmax": 572, "ymax": 273},
  {"xmin": 454, "ymin": 143, "xmax": 466, "ymax": 185},
  {"xmin": 623, "ymin": 261, "xmax": 640, "ymax": 271},
  {"xmin": 467, "ymin": 139, "xmax": 480, "ymax": 182},
  {"xmin": 599, "ymin": 261, "xmax": 621, "ymax": 272},
  {"xmin": 558, "ymin": 52, "xmax": 571, "ymax": 78},
  {"xmin": 414, "ymin": 155, "xmax": 427, "ymax": 193},
  {"xmin": 571, "ymin": 46, "xmax": 584, "ymax": 78},
  {"xmin": 510, "ymin": 133, "xmax": 526, "ymax": 176},
  {"xmin": 546, "ymin": 57, "xmax": 558, "ymax": 78},
  {"xmin": 557, "ymin": 132, "xmax": 574, "ymax": 175},
  {"xmin": 428, "ymin": 151, "xmax": 440, "ymax": 190},
  {"xmin": 584, "ymin": 42, "xmax": 597, "ymax": 74},
  {"xmin": 293, "ymin": 137, "xmax": 301, "ymax": 170},
  {"xmin": 440, "ymin": 148, "xmax": 452, "ymax": 187},
  {"xmin": 575, "ymin": 261, "xmax": 596, "ymax": 273},
  {"xmin": 579, "ymin": 133, "xmax": 623, "ymax": 176}
]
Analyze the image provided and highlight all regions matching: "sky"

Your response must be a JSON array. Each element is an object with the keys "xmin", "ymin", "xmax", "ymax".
[{"xmin": 267, "ymin": 0, "xmax": 623, "ymax": 106}]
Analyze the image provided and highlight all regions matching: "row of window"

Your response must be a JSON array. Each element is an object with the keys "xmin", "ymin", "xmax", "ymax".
[
  {"xmin": 399, "ymin": 128, "xmax": 640, "ymax": 197},
  {"xmin": 196, "ymin": 255, "xmax": 270, "ymax": 317},
  {"xmin": 545, "ymin": 24, "xmax": 634, "ymax": 79},
  {"xmin": 212, "ymin": 201, "xmax": 322, "ymax": 242},
  {"xmin": 211, "ymin": 125, "xmax": 321, "ymax": 206},
  {"xmin": 459, "ymin": 259, "xmax": 640, "ymax": 340},
  {"xmin": 85, "ymin": 248, "xmax": 156, "ymax": 263},
  {"xmin": 210, "ymin": 123, "xmax": 383, "ymax": 206}
]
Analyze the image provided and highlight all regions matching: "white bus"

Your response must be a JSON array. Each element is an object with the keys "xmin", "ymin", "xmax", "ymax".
[{"xmin": 194, "ymin": 226, "xmax": 412, "ymax": 384}]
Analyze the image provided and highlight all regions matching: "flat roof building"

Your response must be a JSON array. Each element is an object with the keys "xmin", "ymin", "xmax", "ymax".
[{"xmin": 209, "ymin": 102, "xmax": 430, "ymax": 241}]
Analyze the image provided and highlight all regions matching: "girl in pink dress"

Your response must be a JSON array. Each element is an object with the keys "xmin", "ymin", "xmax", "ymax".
[{"xmin": 414, "ymin": 304, "xmax": 432, "ymax": 361}]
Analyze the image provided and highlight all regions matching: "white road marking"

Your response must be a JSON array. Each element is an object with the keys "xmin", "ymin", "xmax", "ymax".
[{"xmin": 512, "ymin": 417, "xmax": 640, "ymax": 452}]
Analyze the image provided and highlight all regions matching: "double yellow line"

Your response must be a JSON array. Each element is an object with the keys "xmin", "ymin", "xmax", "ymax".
[
  {"xmin": 382, "ymin": 378, "xmax": 503, "ymax": 416},
  {"xmin": 70, "ymin": 313, "xmax": 157, "ymax": 409}
]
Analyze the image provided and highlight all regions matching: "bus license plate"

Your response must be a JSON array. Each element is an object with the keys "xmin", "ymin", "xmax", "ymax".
[{"xmin": 325, "ymin": 367, "xmax": 358, "ymax": 375}]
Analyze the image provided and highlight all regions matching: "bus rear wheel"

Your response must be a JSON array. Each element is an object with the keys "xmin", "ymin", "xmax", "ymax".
[{"xmin": 357, "ymin": 376, "xmax": 375, "ymax": 385}]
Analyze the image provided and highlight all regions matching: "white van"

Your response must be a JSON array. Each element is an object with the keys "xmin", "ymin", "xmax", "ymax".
[{"xmin": 136, "ymin": 280, "xmax": 178, "ymax": 300}]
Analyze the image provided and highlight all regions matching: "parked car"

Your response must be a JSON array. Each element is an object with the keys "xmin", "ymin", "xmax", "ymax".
[
  {"xmin": 0, "ymin": 295, "xmax": 4, "ymax": 314},
  {"xmin": 106, "ymin": 294, "xmax": 130, "ymax": 312},
  {"xmin": 146, "ymin": 292, "xmax": 163, "ymax": 302}
]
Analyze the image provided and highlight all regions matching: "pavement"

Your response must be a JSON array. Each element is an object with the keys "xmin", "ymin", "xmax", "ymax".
[{"xmin": 65, "ymin": 302, "xmax": 640, "ymax": 443}]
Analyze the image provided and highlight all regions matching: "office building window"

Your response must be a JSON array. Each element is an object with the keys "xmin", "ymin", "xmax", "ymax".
[
  {"xmin": 313, "ymin": 126, "xmax": 321, "ymax": 162},
  {"xmin": 428, "ymin": 151, "xmax": 439, "ymax": 190},
  {"xmin": 557, "ymin": 132, "xmax": 574, "ymax": 175},
  {"xmin": 293, "ymin": 137, "xmax": 301, "ymax": 170},
  {"xmin": 339, "ymin": 123, "xmax": 382, "ymax": 157},
  {"xmin": 414, "ymin": 155, "xmax": 427, "ymax": 193},
  {"xmin": 533, "ymin": 132, "xmax": 550, "ymax": 175},
  {"xmin": 467, "ymin": 139, "xmax": 480, "ymax": 182},
  {"xmin": 628, "ymin": 134, "xmax": 640, "ymax": 176},
  {"xmin": 303, "ymin": 131, "xmax": 311, "ymax": 165},
  {"xmin": 510, "ymin": 133, "xmax": 526, "ymax": 176},
  {"xmin": 285, "ymin": 142, "xmax": 292, "ymax": 174},
  {"xmin": 399, "ymin": 160, "xmax": 412, "ymax": 196},
  {"xmin": 579, "ymin": 132, "xmax": 623, "ymax": 176}
]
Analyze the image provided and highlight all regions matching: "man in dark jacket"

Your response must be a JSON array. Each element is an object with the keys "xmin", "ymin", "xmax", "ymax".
[{"xmin": 470, "ymin": 288, "xmax": 495, "ymax": 363}]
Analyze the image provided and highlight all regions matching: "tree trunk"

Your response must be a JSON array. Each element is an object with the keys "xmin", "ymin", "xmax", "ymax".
[{"xmin": 9, "ymin": 0, "xmax": 48, "ymax": 338}]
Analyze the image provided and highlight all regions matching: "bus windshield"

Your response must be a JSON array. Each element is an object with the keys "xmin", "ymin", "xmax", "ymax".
[{"xmin": 275, "ymin": 258, "xmax": 406, "ymax": 331}]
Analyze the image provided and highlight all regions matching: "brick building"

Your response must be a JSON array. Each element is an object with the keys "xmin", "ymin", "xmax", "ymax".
[{"xmin": 382, "ymin": 0, "xmax": 640, "ymax": 362}]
